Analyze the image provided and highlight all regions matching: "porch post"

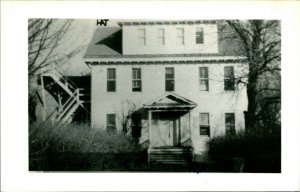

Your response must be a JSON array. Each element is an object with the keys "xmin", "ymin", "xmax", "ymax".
[{"xmin": 148, "ymin": 110, "xmax": 152, "ymax": 148}]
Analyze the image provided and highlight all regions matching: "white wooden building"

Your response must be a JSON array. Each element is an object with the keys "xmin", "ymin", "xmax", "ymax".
[{"xmin": 84, "ymin": 20, "xmax": 248, "ymax": 163}]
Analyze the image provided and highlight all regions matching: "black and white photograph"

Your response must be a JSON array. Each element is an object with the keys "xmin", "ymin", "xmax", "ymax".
[
  {"xmin": 28, "ymin": 19, "xmax": 281, "ymax": 172},
  {"xmin": 2, "ymin": 1, "xmax": 300, "ymax": 191}
]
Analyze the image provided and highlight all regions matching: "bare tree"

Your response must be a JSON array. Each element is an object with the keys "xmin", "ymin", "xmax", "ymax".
[
  {"xmin": 29, "ymin": 19, "xmax": 74, "ymax": 79},
  {"xmin": 119, "ymin": 100, "xmax": 141, "ymax": 135},
  {"xmin": 221, "ymin": 20, "xmax": 281, "ymax": 131}
]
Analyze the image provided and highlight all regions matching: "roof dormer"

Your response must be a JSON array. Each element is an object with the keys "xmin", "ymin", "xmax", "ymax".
[{"xmin": 120, "ymin": 20, "xmax": 219, "ymax": 55}]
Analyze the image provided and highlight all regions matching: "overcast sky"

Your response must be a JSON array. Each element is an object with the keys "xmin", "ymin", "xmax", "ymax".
[{"xmin": 61, "ymin": 19, "xmax": 120, "ymax": 76}]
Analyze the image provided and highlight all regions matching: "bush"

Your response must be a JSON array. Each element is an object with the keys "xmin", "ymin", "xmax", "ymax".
[
  {"xmin": 29, "ymin": 121, "xmax": 140, "ymax": 171},
  {"xmin": 206, "ymin": 130, "xmax": 281, "ymax": 172}
]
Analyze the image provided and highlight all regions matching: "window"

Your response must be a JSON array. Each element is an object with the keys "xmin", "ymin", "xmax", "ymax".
[
  {"xmin": 132, "ymin": 68, "xmax": 142, "ymax": 92},
  {"xmin": 196, "ymin": 28, "xmax": 204, "ymax": 44},
  {"xmin": 107, "ymin": 114, "xmax": 116, "ymax": 131},
  {"xmin": 138, "ymin": 28, "xmax": 146, "ymax": 45},
  {"xmin": 199, "ymin": 67, "xmax": 209, "ymax": 91},
  {"xmin": 165, "ymin": 67, "xmax": 175, "ymax": 91},
  {"xmin": 176, "ymin": 28, "xmax": 184, "ymax": 45},
  {"xmin": 200, "ymin": 113, "xmax": 210, "ymax": 136},
  {"xmin": 224, "ymin": 66, "xmax": 235, "ymax": 91},
  {"xmin": 107, "ymin": 68, "xmax": 116, "ymax": 92},
  {"xmin": 157, "ymin": 28, "xmax": 165, "ymax": 45},
  {"xmin": 225, "ymin": 113, "xmax": 235, "ymax": 136}
]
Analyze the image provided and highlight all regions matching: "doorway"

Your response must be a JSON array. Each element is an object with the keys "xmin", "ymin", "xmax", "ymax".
[{"xmin": 152, "ymin": 112, "xmax": 180, "ymax": 147}]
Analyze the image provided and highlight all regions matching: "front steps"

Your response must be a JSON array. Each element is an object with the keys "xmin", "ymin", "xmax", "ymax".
[{"xmin": 148, "ymin": 147, "xmax": 193, "ymax": 165}]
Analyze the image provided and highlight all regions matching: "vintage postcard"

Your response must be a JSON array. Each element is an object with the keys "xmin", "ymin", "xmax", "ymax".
[
  {"xmin": 29, "ymin": 19, "xmax": 281, "ymax": 173},
  {"xmin": 2, "ymin": 1, "xmax": 300, "ymax": 191}
]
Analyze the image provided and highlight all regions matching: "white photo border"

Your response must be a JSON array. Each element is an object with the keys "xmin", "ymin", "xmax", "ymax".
[{"xmin": 1, "ymin": 1, "xmax": 300, "ymax": 191}]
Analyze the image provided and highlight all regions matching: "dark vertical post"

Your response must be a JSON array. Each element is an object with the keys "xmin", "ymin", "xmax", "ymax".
[
  {"xmin": 178, "ymin": 113, "xmax": 181, "ymax": 147},
  {"xmin": 148, "ymin": 110, "xmax": 152, "ymax": 148}
]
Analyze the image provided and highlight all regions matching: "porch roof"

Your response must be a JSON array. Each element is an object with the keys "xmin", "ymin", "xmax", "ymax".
[{"xmin": 143, "ymin": 92, "xmax": 197, "ymax": 111}]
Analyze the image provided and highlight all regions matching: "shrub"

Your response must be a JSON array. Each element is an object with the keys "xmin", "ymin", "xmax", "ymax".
[
  {"xmin": 29, "ymin": 121, "xmax": 139, "ymax": 171},
  {"xmin": 206, "ymin": 130, "xmax": 281, "ymax": 172}
]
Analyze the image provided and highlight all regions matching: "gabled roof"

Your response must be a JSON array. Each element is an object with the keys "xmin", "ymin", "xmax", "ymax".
[
  {"xmin": 84, "ymin": 27, "xmax": 122, "ymax": 58},
  {"xmin": 143, "ymin": 92, "xmax": 197, "ymax": 110}
]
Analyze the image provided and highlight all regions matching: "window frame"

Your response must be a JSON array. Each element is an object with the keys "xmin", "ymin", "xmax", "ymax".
[
  {"xmin": 199, "ymin": 113, "xmax": 210, "ymax": 137},
  {"xmin": 107, "ymin": 68, "xmax": 116, "ymax": 92},
  {"xmin": 176, "ymin": 28, "xmax": 184, "ymax": 45},
  {"xmin": 157, "ymin": 28, "xmax": 165, "ymax": 45},
  {"xmin": 165, "ymin": 67, "xmax": 175, "ymax": 91},
  {"xmin": 138, "ymin": 28, "xmax": 146, "ymax": 45},
  {"xmin": 196, "ymin": 27, "xmax": 204, "ymax": 44},
  {"xmin": 199, "ymin": 67, "xmax": 209, "ymax": 91},
  {"xmin": 132, "ymin": 68, "xmax": 142, "ymax": 92},
  {"xmin": 225, "ymin": 113, "xmax": 236, "ymax": 136},
  {"xmin": 106, "ymin": 114, "xmax": 116, "ymax": 131},
  {"xmin": 224, "ymin": 66, "xmax": 235, "ymax": 91}
]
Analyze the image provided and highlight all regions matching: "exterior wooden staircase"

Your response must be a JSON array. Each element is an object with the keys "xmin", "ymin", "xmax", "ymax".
[
  {"xmin": 148, "ymin": 147, "xmax": 193, "ymax": 165},
  {"xmin": 54, "ymin": 88, "xmax": 86, "ymax": 123},
  {"xmin": 43, "ymin": 68, "xmax": 90, "ymax": 123}
]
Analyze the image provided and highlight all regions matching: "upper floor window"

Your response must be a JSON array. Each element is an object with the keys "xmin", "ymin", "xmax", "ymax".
[
  {"xmin": 200, "ymin": 113, "xmax": 210, "ymax": 136},
  {"xmin": 225, "ymin": 113, "xmax": 236, "ymax": 136},
  {"xmin": 107, "ymin": 68, "xmax": 116, "ymax": 92},
  {"xmin": 138, "ymin": 28, "xmax": 146, "ymax": 45},
  {"xmin": 107, "ymin": 114, "xmax": 116, "ymax": 131},
  {"xmin": 224, "ymin": 66, "xmax": 235, "ymax": 91},
  {"xmin": 196, "ymin": 28, "xmax": 204, "ymax": 44},
  {"xmin": 176, "ymin": 28, "xmax": 184, "ymax": 45},
  {"xmin": 165, "ymin": 67, "xmax": 175, "ymax": 91},
  {"xmin": 199, "ymin": 67, "xmax": 209, "ymax": 91},
  {"xmin": 157, "ymin": 28, "xmax": 165, "ymax": 45},
  {"xmin": 132, "ymin": 68, "xmax": 142, "ymax": 92}
]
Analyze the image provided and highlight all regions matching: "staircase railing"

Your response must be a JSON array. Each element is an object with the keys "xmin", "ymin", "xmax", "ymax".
[
  {"xmin": 50, "ymin": 69, "xmax": 77, "ymax": 95},
  {"xmin": 181, "ymin": 138, "xmax": 193, "ymax": 148},
  {"xmin": 56, "ymin": 68, "xmax": 78, "ymax": 88},
  {"xmin": 55, "ymin": 89, "xmax": 78, "ymax": 122},
  {"xmin": 55, "ymin": 88, "xmax": 90, "ymax": 123}
]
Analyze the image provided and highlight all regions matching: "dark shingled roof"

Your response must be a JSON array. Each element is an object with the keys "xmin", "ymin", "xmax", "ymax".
[
  {"xmin": 84, "ymin": 27, "xmax": 122, "ymax": 58},
  {"xmin": 84, "ymin": 24, "xmax": 244, "ymax": 59}
]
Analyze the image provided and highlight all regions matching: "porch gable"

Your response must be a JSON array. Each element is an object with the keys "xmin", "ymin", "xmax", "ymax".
[{"xmin": 143, "ymin": 92, "xmax": 197, "ymax": 111}]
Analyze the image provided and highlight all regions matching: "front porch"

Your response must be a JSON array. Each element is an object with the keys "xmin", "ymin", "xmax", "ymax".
[{"xmin": 142, "ymin": 92, "xmax": 197, "ymax": 164}]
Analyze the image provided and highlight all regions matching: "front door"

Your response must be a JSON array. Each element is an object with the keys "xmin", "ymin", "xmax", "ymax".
[{"xmin": 152, "ymin": 112, "xmax": 179, "ymax": 147}]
